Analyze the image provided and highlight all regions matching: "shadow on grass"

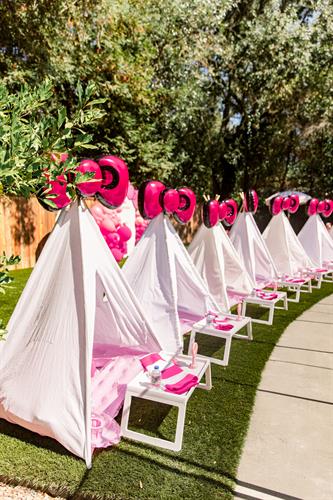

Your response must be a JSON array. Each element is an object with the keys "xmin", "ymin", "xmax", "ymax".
[
  {"xmin": 0, "ymin": 420, "xmax": 74, "ymax": 458},
  {"xmin": 109, "ymin": 446, "xmax": 235, "ymax": 494}
]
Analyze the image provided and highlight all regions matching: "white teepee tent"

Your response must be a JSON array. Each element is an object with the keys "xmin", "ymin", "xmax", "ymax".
[
  {"xmin": 229, "ymin": 212, "xmax": 278, "ymax": 287},
  {"xmin": 188, "ymin": 223, "xmax": 254, "ymax": 309},
  {"xmin": 298, "ymin": 214, "xmax": 333, "ymax": 268},
  {"xmin": 123, "ymin": 214, "xmax": 221, "ymax": 353},
  {"xmin": 263, "ymin": 211, "xmax": 314, "ymax": 275},
  {"xmin": 0, "ymin": 201, "xmax": 160, "ymax": 467}
]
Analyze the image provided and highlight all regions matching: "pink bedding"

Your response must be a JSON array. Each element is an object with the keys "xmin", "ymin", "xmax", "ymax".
[{"xmin": 90, "ymin": 344, "xmax": 146, "ymax": 450}]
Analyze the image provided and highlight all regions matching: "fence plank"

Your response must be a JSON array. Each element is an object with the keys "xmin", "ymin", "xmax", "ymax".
[{"xmin": 0, "ymin": 197, "xmax": 56, "ymax": 270}]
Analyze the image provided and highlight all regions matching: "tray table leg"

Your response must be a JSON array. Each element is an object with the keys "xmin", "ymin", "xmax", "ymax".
[
  {"xmin": 121, "ymin": 392, "xmax": 187, "ymax": 452},
  {"xmin": 198, "ymin": 361, "xmax": 212, "ymax": 390}
]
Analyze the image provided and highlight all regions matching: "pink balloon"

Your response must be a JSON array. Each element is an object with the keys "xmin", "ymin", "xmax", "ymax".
[
  {"xmin": 203, "ymin": 200, "xmax": 219, "ymax": 228},
  {"xmin": 160, "ymin": 189, "xmax": 180, "ymax": 214},
  {"xmin": 101, "ymin": 218, "xmax": 116, "ymax": 232},
  {"xmin": 127, "ymin": 184, "xmax": 136, "ymax": 200},
  {"xmin": 117, "ymin": 225, "xmax": 132, "ymax": 242},
  {"xmin": 282, "ymin": 197, "xmax": 290, "ymax": 211},
  {"xmin": 317, "ymin": 200, "xmax": 326, "ymax": 213},
  {"xmin": 90, "ymin": 204, "xmax": 104, "ymax": 219},
  {"xmin": 288, "ymin": 194, "xmax": 300, "ymax": 214},
  {"xmin": 270, "ymin": 195, "xmax": 284, "ymax": 215},
  {"xmin": 96, "ymin": 156, "xmax": 129, "ymax": 209},
  {"xmin": 307, "ymin": 198, "xmax": 319, "ymax": 216},
  {"xmin": 136, "ymin": 216, "xmax": 144, "ymax": 225},
  {"xmin": 76, "ymin": 159, "xmax": 102, "ymax": 197},
  {"xmin": 173, "ymin": 187, "xmax": 196, "ymax": 224},
  {"xmin": 224, "ymin": 199, "xmax": 238, "ymax": 226},
  {"xmin": 100, "ymin": 226, "xmax": 110, "ymax": 236},
  {"xmin": 37, "ymin": 172, "xmax": 72, "ymax": 212},
  {"xmin": 111, "ymin": 248, "xmax": 124, "ymax": 262},
  {"xmin": 218, "ymin": 202, "xmax": 228, "ymax": 220},
  {"xmin": 138, "ymin": 180, "xmax": 165, "ymax": 219},
  {"xmin": 108, "ymin": 233, "xmax": 120, "ymax": 246}
]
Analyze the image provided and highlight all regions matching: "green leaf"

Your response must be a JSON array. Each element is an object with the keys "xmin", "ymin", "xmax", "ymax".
[{"xmin": 57, "ymin": 107, "xmax": 67, "ymax": 129}]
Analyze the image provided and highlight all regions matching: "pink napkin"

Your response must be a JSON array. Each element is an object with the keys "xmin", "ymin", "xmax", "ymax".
[
  {"xmin": 213, "ymin": 323, "xmax": 233, "ymax": 331},
  {"xmin": 140, "ymin": 353, "xmax": 163, "ymax": 370},
  {"xmin": 164, "ymin": 374, "xmax": 199, "ymax": 394}
]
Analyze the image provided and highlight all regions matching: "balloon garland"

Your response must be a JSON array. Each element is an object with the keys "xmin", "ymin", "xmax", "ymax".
[
  {"xmin": 202, "ymin": 196, "xmax": 239, "ymax": 228},
  {"xmin": 307, "ymin": 197, "xmax": 333, "ymax": 218},
  {"xmin": 138, "ymin": 180, "xmax": 196, "ymax": 224},
  {"xmin": 38, "ymin": 153, "xmax": 332, "ymax": 250},
  {"xmin": 37, "ymin": 154, "xmax": 129, "ymax": 211},
  {"xmin": 269, "ymin": 193, "xmax": 300, "ymax": 215}
]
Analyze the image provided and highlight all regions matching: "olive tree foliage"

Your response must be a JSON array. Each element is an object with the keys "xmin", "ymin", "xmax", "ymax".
[
  {"xmin": 196, "ymin": 0, "xmax": 333, "ymax": 197},
  {"xmin": 0, "ymin": 0, "xmax": 332, "ymax": 197},
  {"xmin": 0, "ymin": 80, "xmax": 106, "ymax": 197}
]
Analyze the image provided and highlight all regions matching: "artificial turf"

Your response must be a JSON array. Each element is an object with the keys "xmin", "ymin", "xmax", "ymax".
[{"xmin": 0, "ymin": 269, "xmax": 332, "ymax": 499}]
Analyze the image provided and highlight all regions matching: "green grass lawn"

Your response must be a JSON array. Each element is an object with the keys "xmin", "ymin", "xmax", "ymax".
[{"xmin": 0, "ymin": 269, "xmax": 332, "ymax": 499}]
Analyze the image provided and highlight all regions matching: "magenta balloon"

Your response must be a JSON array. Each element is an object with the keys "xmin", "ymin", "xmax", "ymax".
[
  {"xmin": 90, "ymin": 203, "xmax": 104, "ymax": 219},
  {"xmin": 218, "ymin": 202, "xmax": 228, "ymax": 220},
  {"xmin": 100, "ymin": 226, "xmax": 110, "ymax": 236},
  {"xmin": 173, "ymin": 187, "xmax": 196, "ymax": 224},
  {"xmin": 96, "ymin": 156, "xmax": 129, "ymax": 209},
  {"xmin": 282, "ymin": 197, "xmax": 291, "ymax": 211},
  {"xmin": 138, "ymin": 180, "xmax": 165, "ymax": 219},
  {"xmin": 111, "ymin": 248, "xmax": 124, "ymax": 262},
  {"xmin": 321, "ymin": 199, "xmax": 333, "ymax": 218},
  {"xmin": 307, "ymin": 198, "xmax": 319, "ymax": 216},
  {"xmin": 108, "ymin": 233, "xmax": 120, "ymax": 245},
  {"xmin": 117, "ymin": 225, "xmax": 132, "ymax": 242},
  {"xmin": 160, "ymin": 188, "xmax": 180, "ymax": 214},
  {"xmin": 37, "ymin": 173, "xmax": 72, "ymax": 212},
  {"xmin": 288, "ymin": 194, "xmax": 300, "ymax": 214},
  {"xmin": 202, "ymin": 200, "xmax": 219, "ymax": 228},
  {"xmin": 317, "ymin": 200, "xmax": 326, "ymax": 213},
  {"xmin": 76, "ymin": 159, "xmax": 102, "ymax": 197},
  {"xmin": 224, "ymin": 199, "xmax": 238, "ymax": 226},
  {"xmin": 269, "ymin": 195, "xmax": 283, "ymax": 216},
  {"xmin": 53, "ymin": 192, "xmax": 72, "ymax": 209},
  {"xmin": 101, "ymin": 218, "xmax": 116, "ymax": 233},
  {"xmin": 244, "ymin": 190, "xmax": 259, "ymax": 213}
]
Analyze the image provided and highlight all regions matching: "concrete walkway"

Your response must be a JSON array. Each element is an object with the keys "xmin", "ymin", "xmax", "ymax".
[{"xmin": 235, "ymin": 295, "xmax": 333, "ymax": 500}]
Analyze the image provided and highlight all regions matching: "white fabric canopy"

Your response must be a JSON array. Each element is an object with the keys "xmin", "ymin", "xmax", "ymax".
[
  {"xmin": 230, "ymin": 212, "xmax": 278, "ymax": 287},
  {"xmin": 123, "ymin": 214, "xmax": 220, "ymax": 353},
  {"xmin": 298, "ymin": 214, "xmax": 333, "ymax": 267},
  {"xmin": 188, "ymin": 223, "xmax": 254, "ymax": 310},
  {"xmin": 263, "ymin": 211, "xmax": 314, "ymax": 275},
  {"xmin": 329, "ymin": 225, "xmax": 333, "ymax": 239},
  {"xmin": 0, "ymin": 201, "xmax": 160, "ymax": 467}
]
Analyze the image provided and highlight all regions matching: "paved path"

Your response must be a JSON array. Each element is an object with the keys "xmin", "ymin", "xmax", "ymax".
[{"xmin": 235, "ymin": 295, "xmax": 333, "ymax": 500}]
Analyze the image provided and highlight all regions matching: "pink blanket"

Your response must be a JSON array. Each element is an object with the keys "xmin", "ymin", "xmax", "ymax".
[{"xmin": 91, "ymin": 346, "xmax": 144, "ymax": 450}]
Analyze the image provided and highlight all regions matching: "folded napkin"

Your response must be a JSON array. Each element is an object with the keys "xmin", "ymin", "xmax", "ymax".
[
  {"xmin": 165, "ymin": 374, "xmax": 199, "ymax": 395},
  {"xmin": 213, "ymin": 323, "xmax": 233, "ymax": 331},
  {"xmin": 140, "ymin": 353, "xmax": 199, "ymax": 395}
]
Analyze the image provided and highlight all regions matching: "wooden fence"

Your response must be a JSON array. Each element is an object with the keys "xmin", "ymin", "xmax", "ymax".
[
  {"xmin": 0, "ymin": 197, "xmax": 56, "ymax": 270},
  {"xmin": 0, "ymin": 196, "xmax": 201, "ymax": 270}
]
